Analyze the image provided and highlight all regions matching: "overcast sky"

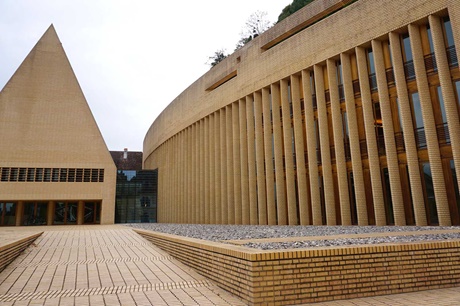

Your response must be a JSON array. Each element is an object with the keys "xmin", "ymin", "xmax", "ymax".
[{"xmin": 0, "ymin": 0, "xmax": 292, "ymax": 151}]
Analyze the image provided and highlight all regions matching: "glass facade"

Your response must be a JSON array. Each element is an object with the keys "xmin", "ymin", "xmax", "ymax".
[{"xmin": 115, "ymin": 169, "xmax": 158, "ymax": 223}]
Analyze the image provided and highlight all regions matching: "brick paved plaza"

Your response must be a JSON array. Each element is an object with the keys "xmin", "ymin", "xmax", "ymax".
[{"xmin": 0, "ymin": 225, "xmax": 459, "ymax": 305}]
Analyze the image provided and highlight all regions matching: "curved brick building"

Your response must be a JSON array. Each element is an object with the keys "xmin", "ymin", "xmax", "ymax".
[{"xmin": 144, "ymin": 0, "xmax": 460, "ymax": 226}]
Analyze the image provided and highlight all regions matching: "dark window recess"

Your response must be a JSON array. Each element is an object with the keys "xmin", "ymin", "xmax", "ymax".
[
  {"xmin": 437, "ymin": 123, "xmax": 450, "ymax": 145},
  {"xmin": 84, "ymin": 169, "xmax": 91, "ymax": 182},
  {"xmin": 352, "ymin": 79, "xmax": 360, "ymax": 96},
  {"xmin": 395, "ymin": 132, "xmax": 405, "ymax": 153},
  {"xmin": 27, "ymin": 168, "xmax": 35, "ymax": 182},
  {"xmin": 1, "ymin": 168, "xmax": 10, "ymax": 182},
  {"xmin": 385, "ymin": 68, "xmax": 395, "ymax": 86},
  {"xmin": 404, "ymin": 61, "xmax": 416, "ymax": 80},
  {"xmin": 0, "ymin": 167, "xmax": 105, "ymax": 183},
  {"xmin": 338, "ymin": 85, "xmax": 345, "ymax": 101},
  {"xmin": 369, "ymin": 73, "xmax": 378, "ymax": 92},
  {"xmin": 447, "ymin": 46, "xmax": 458, "ymax": 67},
  {"xmin": 415, "ymin": 127, "xmax": 427, "ymax": 149},
  {"xmin": 424, "ymin": 53, "xmax": 437, "ymax": 74}
]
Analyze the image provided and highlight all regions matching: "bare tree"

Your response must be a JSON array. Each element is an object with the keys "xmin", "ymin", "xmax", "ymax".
[{"xmin": 235, "ymin": 11, "xmax": 272, "ymax": 50}]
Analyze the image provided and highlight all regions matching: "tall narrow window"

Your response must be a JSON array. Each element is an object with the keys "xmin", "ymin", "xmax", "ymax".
[
  {"xmin": 443, "ymin": 17, "xmax": 455, "ymax": 47},
  {"xmin": 411, "ymin": 92, "xmax": 423, "ymax": 128}
]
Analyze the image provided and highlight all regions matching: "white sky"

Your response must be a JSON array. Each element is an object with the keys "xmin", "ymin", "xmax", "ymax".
[{"xmin": 0, "ymin": 0, "xmax": 292, "ymax": 151}]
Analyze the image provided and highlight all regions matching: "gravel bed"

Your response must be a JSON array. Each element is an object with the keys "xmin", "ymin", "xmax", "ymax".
[{"xmin": 126, "ymin": 223, "xmax": 460, "ymax": 250}]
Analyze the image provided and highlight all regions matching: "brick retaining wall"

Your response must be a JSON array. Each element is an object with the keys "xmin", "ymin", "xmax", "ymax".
[{"xmin": 134, "ymin": 229, "xmax": 460, "ymax": 305}]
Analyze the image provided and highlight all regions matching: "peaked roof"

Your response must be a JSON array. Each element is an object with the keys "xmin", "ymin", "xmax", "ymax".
[{"xmin": 0, "ymin": 25, "xmax": 114, "ymax": 167}]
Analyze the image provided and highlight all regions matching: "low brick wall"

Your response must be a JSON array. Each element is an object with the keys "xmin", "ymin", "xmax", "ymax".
[
  {"xmin": 134, "ymin": 229, "xmax": 460, "ymax": 305},
  {"xmin": 0, "ymin": 232, "xmax": 43, "ymax": 273}
]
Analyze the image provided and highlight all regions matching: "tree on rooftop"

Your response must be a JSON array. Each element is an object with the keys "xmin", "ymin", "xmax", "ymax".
[
  {"xmin": 207, "ymin": 49, "xmax": 228, "ymax": 67},
  {"xmin": 277, "ymin": 0, "xmax": 315, "ymax": 23}
]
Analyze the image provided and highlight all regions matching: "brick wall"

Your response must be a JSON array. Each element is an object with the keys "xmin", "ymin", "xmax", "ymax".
[{"xmin": 135, "ymin": 229, "xmax": 460, "ymax": 305}]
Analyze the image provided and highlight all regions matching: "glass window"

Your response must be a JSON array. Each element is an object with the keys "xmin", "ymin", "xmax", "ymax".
[
  {"xmin": 455, "ymin": 80, "xmax": 460, "ymax": 110},
  {"xmin": 451, "ymin": 160, "xmax": 460, "ymax": 216},
  {"xmin": 411, "ymin": 92, "xmax": 424, "ymax": 128},
  {"xmin": 422, "ymin": 163, "xmax": 438, "ymax": 225},
  {"xmin": 426, "ymin": 26, "xmax": 434, "ymax": 53},
  {"xmin": 1, "ymin": 202, "xmax": 17, "ymax": 226},
  {"xmin": 437, "ymin": 86, "xmax": 447, "ymax": 124},
  {"xmin": 402, "ymin": 34, "xmax": 413, "ymax": 61},
  {"xmin": 336, "ymin": 61, "xmax": 343, "ymax": 85},
  {"xmin": 367, "ymin": 49, "xmax": 375, "ymax": 74},
  {"xmin": 444, "ymin": 17, "xmax": 455, "ymax": 47}
]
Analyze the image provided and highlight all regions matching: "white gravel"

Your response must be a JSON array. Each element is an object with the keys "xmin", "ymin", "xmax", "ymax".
[{"xmin": 126, "ymin": 223, "xmax": 460, "ymax": 250}]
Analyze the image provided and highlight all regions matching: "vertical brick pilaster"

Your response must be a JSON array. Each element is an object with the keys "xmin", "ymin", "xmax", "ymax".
[
  {"xmin": 301, "ymin": 70, "xmax": 322, "ymax": 225},
  {"xmin": 226, "ymin": 106, "xmax": 235, "ymax": 224},
  {"xmin": 314, "ymin": 64, "xmax": 336, "ymax": 225},
  {"xmin": 409, "ymin": 23, "xmax": 451, "ymax": 226},
  {"xmin": 220, "ymin": 109, "xmax": 228, "ymax": 224},
  {"xmin": 356, "ymin": 46, "xmax": 386, "ymax": 225},
  {"xmin": 372, "ymin": 39, "xmax": 406, "ymax": 225},
  {"xmin": 430, "ymin": 14, "xmax": 460, "ymax": 201},
  {"xmin": 246, "ymin": 95, "xmax": 258, "ymax": 225},
  {"xmin": 327, "ymin": 59, "xmax": 351, "ymax": 225},
  {"xmin": 209, "ymin": 115, "xmax": 216, "ymax": 224},
  {"xmin": 389, "ymin": 32, "xmax": 427, "ymax": 226},
  {"xmin": 214, "ymin": 113, "xmax": 222, "ymax": 224},
  {"xmin": 262, "ymin": 88, "xmax": 277, "ymax": 225},
  {"xmin": 272, "ymin": 83, "xmax": 288, "ymax": 225},
  {"xmin": 232, "ymin": 102, "xmax": 242, "ymax": 224},
  {"xmin": 199, "ymin": 121, "xmax": 205, "ymax": 223},
  {"xmin": 254, "ymin": 91, "xmax": 268, "ymax": 225},
  {"xmin": 341, "ymin": 52, "xmax": 367, "ymax": 225},
  {"xmin": 204, "ymin": 117, "xmax": 210, "ymax": 224},
  {"xmin": 239, "ymin": 98, "xmax": 250, "ymax": 224},
  {"xmin": 291, "ymin": 74, "xmax": 310, "ymax": 225},
  {"xmin": 281, "ymin": 79, "xmax": 299, "ymax": 225}
]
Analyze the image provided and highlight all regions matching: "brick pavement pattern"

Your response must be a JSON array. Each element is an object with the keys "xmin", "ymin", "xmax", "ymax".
[
  {"xmin": 1, "ymin": 225, "xmax": 460, "ymax": 305},
  {"xmin": 0, "ymin": 225, "xmax": 246, "ymax": 305}
]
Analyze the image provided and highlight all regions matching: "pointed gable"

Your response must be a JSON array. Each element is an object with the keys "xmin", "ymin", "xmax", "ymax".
[{"xmin": 0, "ymin": 25, "xmax": 114, "ymax": 167}]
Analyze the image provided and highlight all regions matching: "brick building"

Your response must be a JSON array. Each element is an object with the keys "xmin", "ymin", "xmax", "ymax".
[
  {"xmin": 0, "ymin": 25, "xmax": 116, "ymax": 226},
  {"xmin": 144, "ymin": 0, "xmax": 460, "ymax": 226}
]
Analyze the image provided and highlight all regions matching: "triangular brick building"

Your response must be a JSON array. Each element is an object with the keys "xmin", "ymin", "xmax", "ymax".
[{"xmin": 0, "ymin": 25, "xmax": 116, "ymax": 226}]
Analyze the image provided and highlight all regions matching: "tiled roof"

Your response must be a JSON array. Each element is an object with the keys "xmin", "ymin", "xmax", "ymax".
[{"xmin": 110, "ymin": 151, "xmax": 143, "ymax": 170}]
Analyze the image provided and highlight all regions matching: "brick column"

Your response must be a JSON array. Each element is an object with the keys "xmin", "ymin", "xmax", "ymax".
[
  {"xmin": 193, "ymin": 124, "xmax": 199, "ymax": 224},
  {"xmin": 281, "ymin": 79, "xmax": 298, "ymax": 225},
  {"xmin": 389, "ymin": 32, "xmax": 427, "ymax": 226},
  {"xmin": 430, "ymin": 14, "xmax": 460, "ymax": 199},
  {"xmin": 239, "ymin": 98, "xmax": 250, "ymax": 224},
  {"xmin": 262, "ymin": 87, "xmax": 277, "ymax": 225},
  {"xmin": 15, "ymin": 201, "xmax": 24, "ymax": 226},
  {"xmin": 254, "ymin": 91, "xmax": 268, "ymax": 225},
  {"xmin": 226, "ymin": 106, "xmax": 235, "ymax": 224},
  {"xmin": 314, "ymin": 65, "xmax": 336, "ymax": 225},
  {"xmin": 233, "ymin": 101, "xmax": 242, "ymax": 224},
  {"xmin": 291, "ymin": 74, "xmax": 310, "ymax": 225},
  {"xmin": 209, "ymin": 115, "xmax": 216, "ymax": 224},
  {"xmin": 219, "ymin": 109, "xmax": 228, "ymax": 224},
  {"xmin": 409, "ymin": 23, "xmax": 451, "ymax": 226},
  {"xmin": 77, "ymin": 200, "xmax": 84, "ymax": 225},
  {"xmin": 47, "ymin": 201, "xmax": 54, "ymax": 225},
  {"xmin": 356, "ymin": 46, "xmax": 386, "ymax": 225},
  {"xmin": 271, "ymin": 83, "xmax": 288, "ymax": 225},
  {"xmin": 214, "ymin": 112, "xmax": 222, "ymax": 224},
  {"xmin": 246, "ymin": 95, "xmax": 258, "ymax": 225},
  {"xmin": 327, "ymin": 59, "xmax": 351, "ymax": 225},
  {"xmin": 341, "ymin": 52, "xmax": 367, "ymax": 225},
  {"xmin": 372, "ymin": 39, "xmax": 406, "ymax": 225},
  {"xmin": 301, "ymin": 70, "xmax": 322, "ymax": 225},
  {"xmin": 199, "ymin": 121, "xmax": 205, "ymax": 223}
]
